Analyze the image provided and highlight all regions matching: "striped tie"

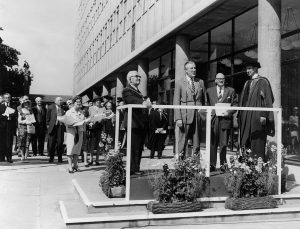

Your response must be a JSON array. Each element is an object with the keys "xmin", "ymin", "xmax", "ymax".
[
  {"xmin": 191, "ymin": 78, "xmax": 195, "ymax": 95},
  {"xmin": 218, "ymin": 88, "xmax": 222, "ymax": 101}
]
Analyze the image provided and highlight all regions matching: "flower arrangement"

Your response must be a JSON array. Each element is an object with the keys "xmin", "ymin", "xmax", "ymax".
[
  {"xmin": 147, "ymin": 155, "xmax": 209, "ymax": 213},
  {"xmin": 99, "ymin": 150, "xmax": 126, "ymax": 198},
  {"xmin": 99, "ymin": 132, "xmax": 114, "ymax": 155},
  {"xmin": 224, "ymin": 148, "xmax": 279, "ymax": 210}
]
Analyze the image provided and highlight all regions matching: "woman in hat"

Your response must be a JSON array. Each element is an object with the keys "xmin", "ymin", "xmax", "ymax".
[{"xmin": 18, "ymin": 99, "xmax": 35, "ymax": 161}]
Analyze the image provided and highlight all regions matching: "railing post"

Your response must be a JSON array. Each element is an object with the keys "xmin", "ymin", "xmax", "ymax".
[
  {"xmin": 125, "ymin": 106, "xmax": 132, "ymax": 201},
  {"xmin": 205, "ymin": 108, "xmax": 212, "ymax": 177},
  {"xmin": 114, "ymin": 109, "xmax": 120, "ymax": 151},
  {"xmin": 277, "ymin": 109, "xmax": 282, "ymax": 195}
]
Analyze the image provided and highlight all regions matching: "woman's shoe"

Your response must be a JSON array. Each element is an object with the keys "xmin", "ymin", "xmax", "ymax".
[
  {"xmin": 73, "ymin": 167, "xmax": 81, "ymax": 172},
  {"xmin": 84, "ymin": 164, "xmax": 89, "ymax": 167},
  {"xmin": 88, "ymin": 161, "xmax": 94, "ymax": 165},
  {"xmin": 68, "ymin": 169, "xmax": 74, "ymax": 174},
  {"xmin": 95, "ymin": 162, "xmax": 100, "ymax": 166}
]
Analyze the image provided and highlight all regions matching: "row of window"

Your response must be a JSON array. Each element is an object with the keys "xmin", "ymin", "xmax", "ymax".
[{"xmin": 75, "ymin": 0, "xmax": 157, "ymax": 80}]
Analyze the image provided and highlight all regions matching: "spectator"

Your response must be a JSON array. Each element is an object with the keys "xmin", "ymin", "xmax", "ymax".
[
  {"xmin": 31, "ymin": 97, "xmax": 47, "ymax": 156},
  {"xmin": 0, "ymin": 93, "xmax": 18, "ymax": 163},
  {"xmin": 65, "ymin": 96, "xmax": 86, "ymax": 173},
  {"xmin": 18, "ymin": 100, "xmax": 35, "ymax": 161},
  {"xmin": 47, "ymin": 97, "xmax": 66, "ymax": 163},
  {"xmin": 289, "ymin": 107, "xmax": 299, "ymax": 154},
  {"xmin": 148, "ymin": 102, "xmax": 168, "ymax": 159}
]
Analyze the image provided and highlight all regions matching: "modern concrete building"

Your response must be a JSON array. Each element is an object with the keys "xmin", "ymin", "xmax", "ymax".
[{"xmin": 74, "ymin": 0, "xmax": 300, "ymax": 133}]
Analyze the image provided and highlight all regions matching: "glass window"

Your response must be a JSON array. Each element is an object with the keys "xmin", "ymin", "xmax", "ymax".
[
  {"xmin": 190, "ymin": 33, "xmax": 209, "ymax": 64},
  {"xmin": 235, "ymin": 7, "xmax": 258, "ymax": 52},
  {"xmin": 160, "ymin": 52, "xmax": 171, "ymax": 78},
  {"xmin": 210, "ymin": 21, "xmax": 232, "ymax": 60}
]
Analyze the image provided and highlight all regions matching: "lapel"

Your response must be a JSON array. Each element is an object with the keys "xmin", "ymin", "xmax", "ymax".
[
  {"xmin": 128, "ymin": 84, "xmax": 143, "ymax": 98},
  {"xmin": 212, "ymin": 86, "xmax": 218, "ymax": 104},
  {"xmin": 183, "ymin": 78, "xmax": 193, "ymax": 96}
]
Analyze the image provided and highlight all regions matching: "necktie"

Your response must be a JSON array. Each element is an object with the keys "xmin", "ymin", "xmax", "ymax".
[
  {"xmin": 191, "ymin": 78, "xmax": 195, "ymax": 95},
  {"xmin": 218, "ymin": 88, "xmax": 222, "ymax": 101}
]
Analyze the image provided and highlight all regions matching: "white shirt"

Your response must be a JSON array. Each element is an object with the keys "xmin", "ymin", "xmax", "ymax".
[
  {"xmin": 130, "ymin": 83, "xmax": 139, "ymax": 91},
  {"xmin": 186, "ymin": 75, "xmax": 195, "ymax": 86},
  {"xmin": 252, "ymin": 73, "xmax": 259, "ymax": 79}
]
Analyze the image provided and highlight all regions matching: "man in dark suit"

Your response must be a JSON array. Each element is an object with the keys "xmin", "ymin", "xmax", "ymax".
[
  {"xmin": 207, "ymin": 73, "xmax": 237, "ymax": 171},
  {"xmin": 122, "ymin": 70, "xmax": 151, "ymax": 175},
  {"xmin": 47, "ymin": 97, "xmax": 66, "ymax": 163},
  {"xmin": 173, "ymin": 61, "xmax": 206, "ymax": 159},
  {"xmin": 239, "ymin": 61, "xmax": 275, "ymax": 161},
  {"xmin": 0, "ymin": 93, "xmax": 18, "ymax": 163},
  {"xmin": 31, "ymin": 97, "xmax": 47, "ymax": 156}
]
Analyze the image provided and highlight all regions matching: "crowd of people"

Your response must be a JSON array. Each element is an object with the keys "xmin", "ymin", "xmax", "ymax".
[{"xmin": 0, "ymin": 59, "xmax": 297, "ymax": 175}]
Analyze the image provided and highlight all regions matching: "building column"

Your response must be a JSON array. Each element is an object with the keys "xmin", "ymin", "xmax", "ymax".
[
  {"xmin": 174, "ymin": 35, "xmax": 190, "ymax": 158},
  {"xmin": 138, "ymin": 59, "xmax": 148, "ymax": 96},
  {"xmin": 102, "ymin": 83, "xmax": 109, "ymax": 96},
  {"xmin": 174, "ymin": 35, "xmax": 189, "ymax": 84},
  {"xmin": 258, "ymin": 0, "xmax": 281, "ymax": 108},
  {"xmin": 116, "ymin": 74, "xmax": 125, "ymax": 99}
]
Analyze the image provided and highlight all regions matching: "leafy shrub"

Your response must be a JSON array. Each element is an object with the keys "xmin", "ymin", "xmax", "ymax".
[{"xmin": 150, "ymin": 155, "xmax": 209, "ymax": 203}]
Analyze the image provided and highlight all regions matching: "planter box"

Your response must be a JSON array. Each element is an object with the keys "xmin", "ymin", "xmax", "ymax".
[
  {"xmin": 108, "ymin": 185, "xmax": 126, "ymax": 198},
  {"xmin": 147, "ymin": 201, "xmax": 202, "ymax": 214},
  {"xmin": 225, "ymin": 196, "xmax": 277, "ymax": 210}
]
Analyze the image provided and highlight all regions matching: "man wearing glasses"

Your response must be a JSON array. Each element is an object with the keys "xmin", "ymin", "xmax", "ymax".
[
  {"xmin": 206, "ymin": 73, "xmax": 237, "ymax": 172},
  {"xmin": 0, "ymin": 93, "xmax": 18, "ymax": 163},
  {"xmin": 122, "ymin": 70, "xmax": 151, "ymax": 175}
]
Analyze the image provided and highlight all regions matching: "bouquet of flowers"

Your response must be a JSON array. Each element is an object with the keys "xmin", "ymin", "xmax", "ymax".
[
  {"xmin": 224, "ymin": 149, "xmax": 277, "ymax": 198},
  {"xmin": 99, "ymin": 132, "xmax": 114, "ymax": 153}
]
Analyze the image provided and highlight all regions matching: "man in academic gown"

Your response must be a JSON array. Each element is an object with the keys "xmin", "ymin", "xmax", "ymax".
[{"xmin": 239, "ymin": 61, "xmax": 275, "ymax": 161}]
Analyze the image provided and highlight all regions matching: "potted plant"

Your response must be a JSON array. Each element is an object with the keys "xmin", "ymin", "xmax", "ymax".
[
  {"xmin": 224, "ymin": 149, "xmax": 278, "ymax": 210},
  {"xmin": 148, "ymin": 154, "xmax": 209, "ymax": 214},
  {"xmin": 99, "ymin": 133, "xmax": 126, "ymax": 198}
]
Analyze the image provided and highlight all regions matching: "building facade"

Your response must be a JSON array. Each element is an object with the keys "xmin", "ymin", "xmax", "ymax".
[{"xmin": 74, "ymin": 0, "xmax": 300, "ymax": 128}]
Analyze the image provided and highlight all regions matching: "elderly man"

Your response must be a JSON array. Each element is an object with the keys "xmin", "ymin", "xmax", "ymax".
[
  {"xmin": 206, "ymin": 73, "xmax": 237, "ymax": 171},
  {"xmin": 31, "ymin": 97, "xmax": 47, "ymax": 156},
  {"xmin": 173, "ymin": 61, "xmax": 206, "ymax": 159},
  {"xmin": 122, "ymin": 70, "xmax": 151, "ymax": 175},
  {"xmin": 239, "ymin": 61, "xmax": 275, "ymax": 161},
  {"xmin": 0, "ymin": 93, "xmax": 18, "ymax": 163},
  {"xmin": 47, "ymin": 97, "xmax": 66, "ymax": 163}
]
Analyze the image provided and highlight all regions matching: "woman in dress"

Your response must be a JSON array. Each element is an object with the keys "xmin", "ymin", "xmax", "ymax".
[
  {"xmin": 18, "ymin": 99, "xmax": 35, "ymax": 161},
  {"xmin": 65, "ymin": 96, "xmax": 86, "ymax": 173}
]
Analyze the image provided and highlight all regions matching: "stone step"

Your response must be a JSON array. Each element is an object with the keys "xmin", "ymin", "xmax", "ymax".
[{"xmin": 59, "ymin": 199, "xmax": 300, "ymax": 229}]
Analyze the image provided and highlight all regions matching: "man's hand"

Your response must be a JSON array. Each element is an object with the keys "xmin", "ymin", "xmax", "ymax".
[
  {"xmin": 143, "ymin": 98, "xmax": 152, "ymax": 108},
  {"xmin": 260, "ymin": 117, "xmax": 266, "ymax": 125},
  {"xmin": 176, "ymin": 120, "xmax": 183, "ymax": 128}
]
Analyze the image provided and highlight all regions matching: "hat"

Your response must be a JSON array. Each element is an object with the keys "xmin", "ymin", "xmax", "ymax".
[
  {"xmin": 92, "ymin": 95, "xmax": 102, "ymax": 102},
  {"xmin": 102, "ymin": 95, "xmax": 113, "ymax": 101},
  {"xmin": 244, "ymin": 61, "xmax": 261, "ymax": 69}
]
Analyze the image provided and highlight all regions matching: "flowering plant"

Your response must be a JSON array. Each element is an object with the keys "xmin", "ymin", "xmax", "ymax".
[
  {"xmin": 150, "ymin": 155, "xmax": 209, "ymax": 203},
  {"xmin": 224, "ymin": 149, "xmax": 277, "ymax": 198},
  {"xmin": 99, "ymin": 132, "xmax": 114, "ymax": 153}
]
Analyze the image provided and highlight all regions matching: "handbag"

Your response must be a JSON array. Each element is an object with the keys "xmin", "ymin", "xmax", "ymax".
[{"xmin": 27, "ymin": 124, "xmax": 36, "ymax": 134}]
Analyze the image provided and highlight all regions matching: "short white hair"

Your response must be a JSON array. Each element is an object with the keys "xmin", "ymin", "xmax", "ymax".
[
  {"xmin": 126, "ymin": 70, "xmax": 139, "ymax": 83},
  {"xmin": 35, "ymin": 97, "xmax": 42, "ymax": 102}
]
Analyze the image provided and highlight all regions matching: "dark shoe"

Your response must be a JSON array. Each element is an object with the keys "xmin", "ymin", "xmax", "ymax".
[
  {"xmin": 95, "ymin": 162, "xmax": 100, "ymax": 166},
  {"xmin": 7, "ymin": 159, "xmax": 13, "ymax": 163},
  {"xmin": 84, "ymin": 164, "xmax": 89, "ymax": 167},
  {"xmin": 210, "ymin": 165, "xmax": 216, "ymax": 172},
  {"xmin": 68, "ymin": 169, "xmax": 74, "ymax": 174},
  {"xmin": 58, "ymin": 159, "xmax": 63, "ymax": 163},
  {"xmin": 49, "ymin": 159, "xmax": 54, "ymax": 163},
  {"xmin": 72, "ymin": 167, "xmax": 81, "ymax": 172},
  {"xmin": 33, "ymin": 154, "xmax": 37, "ymax": 156},
  {"xmin": 88, "ymin": 161, "xmax": 94, "ymax": 165},
  {"xmin": 39, "ymin": 153, "xmax": 45, "ymax": 156}
]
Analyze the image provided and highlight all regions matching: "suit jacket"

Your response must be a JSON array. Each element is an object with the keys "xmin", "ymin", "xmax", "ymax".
[
  {"xmin": 0, "ymin": 103, "xmax": 18, "ymax": 132},
  {"xmin": 207, "ymin": 86, "xmax": 237, "ymax": 129},
  {"xmin": 46, "ymin": 104, "xmax": 65, "ymax": 134},
  {"xmin": 173, "ymin": 77, "xmax": 206, "ymax": 124},
  {"xmin": 122, "ymin": 84, "xmax": 147, "ymax": 129},
  {"xmin": 32, "ymin": 106, "xmax": 47, "ymax": 130}
]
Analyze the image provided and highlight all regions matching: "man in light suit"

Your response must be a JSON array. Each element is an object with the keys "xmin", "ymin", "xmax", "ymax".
[
  {"xmin": 31, "ymin": 97, "xmax": 47, "ymax": 156},
  {"xmin": 173, "ymin": 61, "xmax": 206, "ymax": 159},
  {"xmin": 47, "ymin": 97, "xmax": 65, "ymax": 163},
  {"xmin": 206, "ymin": 73, "xmax": 237, "ymax": 171}
]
